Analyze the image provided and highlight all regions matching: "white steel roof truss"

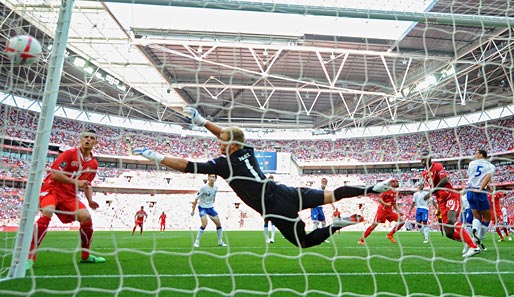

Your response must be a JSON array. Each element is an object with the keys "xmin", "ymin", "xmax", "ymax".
[
  {"xmin": 315, "ymin": 51, "xmax": 348, "ymax": 88},
  {"xmin": 296, "ymin": 88, "xmax": 321, "ymax": 115}
]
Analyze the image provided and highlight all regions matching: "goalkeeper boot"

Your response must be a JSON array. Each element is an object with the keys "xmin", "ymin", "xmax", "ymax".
[
  {"xmin": 372, "ymin": 178, "xmax": 399, "ymax": 193},
  {"xmin": 218, "ymin": 241, "xmax": 228, "ymax": 247},
  {"xmin": 332, "ymin": 214, "xmax": 364, "ymax": 228},
  {"xmin": 80, "ymin": 255, "xmax": 106, "ymax": 264}
]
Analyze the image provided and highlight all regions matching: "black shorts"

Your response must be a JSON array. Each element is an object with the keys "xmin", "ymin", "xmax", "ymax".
[{"xmin": 264, "ymin": 184, "xmax": 324, "ymax": 246}]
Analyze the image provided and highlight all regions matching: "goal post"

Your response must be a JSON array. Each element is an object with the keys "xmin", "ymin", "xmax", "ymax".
[{"xmin": 5, "ymin": 0, "xmax": 75, "ymax": 280}]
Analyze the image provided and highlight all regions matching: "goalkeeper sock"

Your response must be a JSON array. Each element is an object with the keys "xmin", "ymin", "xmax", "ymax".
[
  {"xmin": 303, "ymin": 226, "xmax": 339, "ymax": 248},
  {"xmin": 29, "ymin": 215, "xmax": 51, "ymax": 261},
  {"xmin": 80, "ymin": 220, "xmax": 94, "ymax": 260},
  {"xmin": 333, "ymin": 186, "xmax": 369, "ymax": 201}
]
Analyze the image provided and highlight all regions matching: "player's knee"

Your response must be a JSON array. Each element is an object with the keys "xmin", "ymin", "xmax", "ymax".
[
  {"xmin": 77, "ymin": 211, "xmax": 92, "ymax": 223},
  {"xmin": 41, "ymin": 207, "xmax": 55, "ymax": 217}
]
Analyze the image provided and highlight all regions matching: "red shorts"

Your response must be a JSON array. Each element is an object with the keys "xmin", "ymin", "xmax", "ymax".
[
  {"xmin": 374, "ymin": 209, "xmax": 399, "ymax": 223},
  {"xmin": 40, "ymin": 190, "xmax": 86, "ymax": 224},
  {"xmin": 135, "ymin": 220, "xmax": 144, "ymax": 226},
  {"xmin": 435, "ymin": 190, "xmax": 461, "ymax": 224}
]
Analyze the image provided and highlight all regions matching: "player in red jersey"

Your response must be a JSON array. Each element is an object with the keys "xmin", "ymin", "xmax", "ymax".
[
  {"xmin": 332, "ymin": 208, "xmax": 342, "ymax": 234},
  {"xmin": 159, "ymin": 211, "xmax": 167, "ymax": 233},
  {"xmin": 27, "ymin": 130, "xmax": 105, "ymax": 270},
  {"xmin": 487, "ymin": 188, "xmax": 511, "ymax": 242},
  {"xmin": 358, "ymin": 179, "xmax": 404, "ymax": 244},
  {"xmin": 420, "ymin": 151, "xmax": 480, "ymax": 257},
  {"xmin": 132, "ymin": 206, "xmax": 148, "ymax": 236}
]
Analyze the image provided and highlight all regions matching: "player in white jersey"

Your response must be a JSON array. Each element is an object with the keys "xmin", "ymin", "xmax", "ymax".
[
  {"xmin": 191, "ymin": 174, "xmax": 227, "ymax": 247},
  {"xmin": 466, "ymin": 149, "xmax": 495, "ymax": 251},
  {"xmin": 409, "ymin": 184, "xmax": 431, "ymax": 243}
]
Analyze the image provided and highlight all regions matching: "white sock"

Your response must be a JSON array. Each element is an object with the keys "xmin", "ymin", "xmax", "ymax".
[
  {"xmin": 472, "ymin": 219, "xmax": 481, "ymax": 235},
  {"xmin": 313, "ymin": 221, "xmax": 319, "ymax": 230},
  {"xmin": 217, "ymin": 228, "xmax": 223, "ymax": 242},
  {"xmin": 264, "ymin": 225, "xmax": 269, "ymax": 240},
  {"xmin": 423, "ymin": 226, "xmax": 430, "ymax": 240},
  {"xmin": 270, "ymin": 225, "xmax": 275, "ymax": 241},
  {"xmin": 479, "ymin": 224, "xmax": 488, "ymax": 241},
  {"xmin": 196, "ymin": 228, "xmax": 204, "ymax": 242}
]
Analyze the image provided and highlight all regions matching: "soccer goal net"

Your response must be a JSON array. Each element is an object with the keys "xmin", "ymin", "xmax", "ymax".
[{"xmin": 1, "ymin": 1, "xmax": 513, "ymax": 296}]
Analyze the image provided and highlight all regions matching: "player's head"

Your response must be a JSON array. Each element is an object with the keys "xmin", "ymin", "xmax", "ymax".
[
  {"xmin": 219, "ymin": 126, "xmax": 245, "ymax": 155},
  {"xmin": 420, "ymin": 150, "xmax": 432, "ymax": 167},
  {"xmin": 321, "ymin": 178, "xmax": 328, "ymax": 189},
  {"xmin": 140, "ymin": 206, "xmax": 144, "ymax": 210},
  {"xmin": 80, "ymin": 129, "xmax": 98, "ymax": 150},
  {"xmin": 207, "ymin": 173, "xmax": 217, "ymax": 185},
  {"xmin": 391, "ymin": 179, "xmax": 400, "ymax": 189},
  {"xmin": 417, "ymin": 183, "xmax": 424, "ymax": 190},
  {"xmin": 476, "ymin": 149, "xmax": 488, "ymax": 159}
]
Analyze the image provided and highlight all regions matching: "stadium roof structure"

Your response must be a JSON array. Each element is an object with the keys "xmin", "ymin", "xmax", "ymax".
[{"xmin": 1, "ymin": 0, "xmax": 514, "ymax": 133}]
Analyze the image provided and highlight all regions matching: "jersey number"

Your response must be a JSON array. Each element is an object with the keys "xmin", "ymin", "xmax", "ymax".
[{"xmin": 474, "ymin": 165, "xmax": 483, "ymax": 177}]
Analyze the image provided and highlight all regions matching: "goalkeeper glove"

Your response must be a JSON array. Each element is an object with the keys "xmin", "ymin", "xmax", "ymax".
[
  {"xmin": 182, "ymin": 106, "xmax": 207, "ymax": 126},
  {"xmin": 132, "ymin": 147, "xmax": 165, "ymax": 163}
]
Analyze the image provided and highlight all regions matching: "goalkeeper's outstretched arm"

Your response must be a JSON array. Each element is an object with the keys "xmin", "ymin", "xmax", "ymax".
[
  {"xmin": 135, "ymin": 107, "xmax": 227, "ymax": 171},
  {"xmin": 182, "ymin": 106, "xmax": 223, "ymax": 138},
  {"xmin": 132, "ymin": 147, "xmax": 188, "ymax": 172}
]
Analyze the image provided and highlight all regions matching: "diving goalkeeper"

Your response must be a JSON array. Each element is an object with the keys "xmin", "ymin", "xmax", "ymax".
[{"xmin": 133, "ymin": 107, "xmax": 396, "ymax": 248}]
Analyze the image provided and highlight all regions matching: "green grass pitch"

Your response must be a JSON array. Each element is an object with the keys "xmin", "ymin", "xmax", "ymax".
[{"xmin": 0, "ymin": 230, "xmax": 513, "ymax": 296}]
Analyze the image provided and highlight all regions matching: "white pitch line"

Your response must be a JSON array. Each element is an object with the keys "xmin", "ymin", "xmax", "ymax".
[{"xmin": 30, "ymin": 270, "xmax": 514, "ymax": 279}]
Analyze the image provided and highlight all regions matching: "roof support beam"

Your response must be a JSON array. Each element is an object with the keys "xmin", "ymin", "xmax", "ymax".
[{"xmin": 96, "ymin": 0, "xmax": 514, "ymax": 27}]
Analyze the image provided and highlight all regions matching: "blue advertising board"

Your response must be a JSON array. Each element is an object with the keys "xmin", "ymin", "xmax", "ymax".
[{"xmin": 255, "ymin": 151, "xmax": 277, "ymax": 173}]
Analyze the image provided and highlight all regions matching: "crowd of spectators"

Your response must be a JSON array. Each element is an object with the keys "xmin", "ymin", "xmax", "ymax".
[
  {"xmin": 1, "ymin": 104, "xmax": 514, "ymax": 230},
  {"xmin": 2, "ymin": 105, "xmax": 514, "ymax": 163}
]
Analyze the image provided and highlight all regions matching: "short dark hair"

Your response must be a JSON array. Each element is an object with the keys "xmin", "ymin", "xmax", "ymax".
[
  {"xmin": 82, "ymin": 129, "xmax": 98, "ymax": 139},
  {"xmin": 478, "ymin": 149, "xmax": 488, "ymax": 158}
]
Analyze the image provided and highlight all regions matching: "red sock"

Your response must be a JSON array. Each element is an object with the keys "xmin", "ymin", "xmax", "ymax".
[
  {"xmin": 453, "ymin": 223, "xmax": 477, "ymax": 248},
  {"xmin": 132, "ymin": 225, "xmax": 137, "ymax": 235},
  {"xmin": 503, "ymin": 227, "xmax": 510, "ymax": 236},
  {"xmin": 389, "ymin": 222, "xmax": 405, "ymax": 236},
  {"xmin": 29, "ymin": 216, "xmax": 51, "ymax": 261},
  {"xmin": 496, "ymin": 227, "xmax": 504, "ymax": 240},
  {"xmin": 80, "ymin": 220, "xmax": 94, "ymax": 260},
  {"xmin": 362, "ymin": 226, "xmax": 373, "ymax": 239}
]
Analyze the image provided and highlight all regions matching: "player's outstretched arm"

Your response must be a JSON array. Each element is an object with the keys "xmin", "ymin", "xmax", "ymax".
[
  {"xmin": 182, "ymin": 106, "xmax": 223, "ymax": 138},
  {"xmin": 133, "ymin": 147, "xmax": 189, "ymax": 172}
]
